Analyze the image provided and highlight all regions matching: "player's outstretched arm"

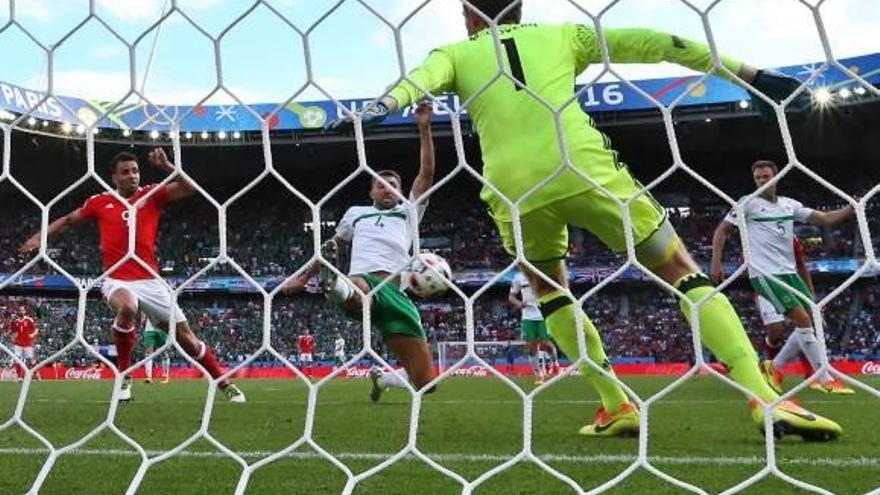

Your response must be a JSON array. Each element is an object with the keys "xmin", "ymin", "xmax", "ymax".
[
  {"xmin": 328, "ymin": 50, "xmax": 454, "ymax": 131},
  {"xmin": 19, "ymin": 208, "xmax": 88, "ymax": 254},
  {"xmin": 807, "ymin": 204, "xmax": 855, "ymax": 227},
  {"xmin": 710, "ymin": 220, "xmax": 735, "ymax": 284},
  {"xmin": 410, "ymin": 101, "xmax": 436, "ymax": 202},
  {"xmin": 147, "ymin": 148, "xmax": 195, "ymax": 203},
  {"xmin": 574, "ymin": 26, "xmax": 807, "ymax": 117}
]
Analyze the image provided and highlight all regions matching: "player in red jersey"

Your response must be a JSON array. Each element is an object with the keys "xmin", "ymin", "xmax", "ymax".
[
  {"xmin": 20, "ymin": 149, "xmax": 245, "ymax": 403},
  {"xmin": 6, "ymin": 306, "xmax": 40, "ymax": 380},
  {"xmin": 297, "ymin": 329, "xmax": 316, "ymax": 376}
]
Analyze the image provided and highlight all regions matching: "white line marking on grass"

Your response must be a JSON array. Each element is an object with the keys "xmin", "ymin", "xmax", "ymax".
[
  {"xmin": 1, "ymin": 448, "xmax": 878, "ymax": 468},
  {"xmin": 22, "ymin": 398, "xmax": 871, "ymax": 405}
]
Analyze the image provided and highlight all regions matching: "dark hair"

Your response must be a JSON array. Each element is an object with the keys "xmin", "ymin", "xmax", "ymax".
[
  {"xmin": 110, "ymin": 151, "xmax": 138, "ymax": 174},
  {"xmin": 466, "ymin": 0, "xmax": 522, "ymax": 24},
  {"xmin": 751, "ymin": 160, "xmax": 779, "ymax": 174},
  {"xmin": 373, "ymin": 169, "xmax": 403, "ymax": 189}
]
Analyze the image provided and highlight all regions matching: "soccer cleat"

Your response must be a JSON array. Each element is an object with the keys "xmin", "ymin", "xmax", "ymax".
[
  {"xmin": 750, "ymin": 399, "xmax": 842, "ymax": 441},
  {"xmin": 578, "ymin": 403, "xmax": 640, "ymax": 437},
  {"xmin": 813, "ymin": 379, "xmax": 856, "ymax": 395},
  {"xmin": 160, "ymin": 377, "xmax": 170, "ymax": 384},
  {"xmin": 808, "ymin": 381, "xmax": 826, "ymax": 392},
  {"xmin": 534, "ymin": 377, "xmax": 545, "ymax": 385},
  {"xmin": 369, "ymin": 366, "xmax": 385, "ymax": 403},
  {"xmin": 145, "ymin": 377, "xmax": 153, "ymax": 384},
  {"xmin": 117, "ymin": 376, "xmax": 133, "ymax": 402},
  {"xmin": 222, "ymin": 384, "xmax": 246, "ymax": 403},
  {"xmin": 760, "ymin": 360, "xmax": 784, "ymax": 394}
]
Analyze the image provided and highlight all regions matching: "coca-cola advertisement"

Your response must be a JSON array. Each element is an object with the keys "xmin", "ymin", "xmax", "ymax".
[
  {"xmin": 5, "ymin": 360, "xmax": 879, "ymax": 381},
  {"xmin": 64, "ymin": 368, "xmax": 105, "ymax": 380},
  {"xmin": 862, "ymin": 362, "xmax": 880, "ymax": 375}
]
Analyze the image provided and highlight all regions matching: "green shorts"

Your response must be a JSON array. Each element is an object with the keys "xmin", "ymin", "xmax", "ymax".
[
  {"xmin": 750, "ymin": 273, "xmax": 813, "ymax": 315},
  {"xmin": 143, "ymin": 329, "xmax": 168, "ymax": 349},
  {"xmin": 356, "ymin": 273, "xmax": 426, "ymax": 340},
  {"xmin": 521, "ymin": 320, "xmax": 550, "ymax": 342},
  {"xmin": 492, "ymin": 166, "xmax": 671, "ymax": 264}
]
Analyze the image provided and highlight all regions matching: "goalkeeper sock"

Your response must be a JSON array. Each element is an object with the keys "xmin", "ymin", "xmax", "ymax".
[
  {"xmin": 145, "ymin": 358, "xmax": 153, "ymax": 379},
  {"xmin": 675, "ymin": 274, "xmax": 778, "ymax": 402},
  {"xmin": 538, "ymin": 290, "xmax": 629, "ymax": 413},
  {"xmin": 379, "ymin": 369, "xmax": 409, "ymax": 389},
  {"xmin": 773, "ymin": 331, "xmax": 803, "ymax": 370}
]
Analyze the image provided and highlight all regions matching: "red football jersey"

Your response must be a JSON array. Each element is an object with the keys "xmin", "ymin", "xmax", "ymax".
[
  {"xmin": 297, "ymin": 335, "xmax": 316, "ymax": 354},
  {"xmin": 80, "ymin": 184, "xmax": 169, "ymax": 280},
  {"xmin": 12, "ymin": 317, "xmax": 37, "ymax": 347},
  {"xmin": 793, "ymin": 237, "xmax": 806, "ymax": 271}
]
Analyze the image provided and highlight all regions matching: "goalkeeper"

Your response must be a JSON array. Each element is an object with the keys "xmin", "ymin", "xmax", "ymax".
[{"xmin": 332, "ymin": 0, "xmax": 840, "ymax": 440}]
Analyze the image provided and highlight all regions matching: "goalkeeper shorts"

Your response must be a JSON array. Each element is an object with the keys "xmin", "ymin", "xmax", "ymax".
[{"xmin": 492, "ymin": 166, "xmax": 673, "ymax": 265}]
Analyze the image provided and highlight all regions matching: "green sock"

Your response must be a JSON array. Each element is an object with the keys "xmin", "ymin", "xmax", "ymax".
[
  {"xmin": 676, "ymin": 274, "xmax": 779, "ymax": 402},
  {"xmin": 538, "ymin": 290, "xmax": 629, "ymax": 412}
]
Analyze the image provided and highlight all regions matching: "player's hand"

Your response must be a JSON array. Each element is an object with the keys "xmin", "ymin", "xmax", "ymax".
[
  {"xmin": 413, "ymin": 100, "xmax": 434, "ymax": 128},
  {"xmin": 19, "ymin": 235, "xmax": 40, "ymax": 254},
  {"xmin": 710, "ymin": 266, "xmax": 724, "ymax": 285},
  {"xmin": 147, "ymin": 148, "xmax": 174, "ymax": 172},
  {"xmin": 326, "ymin": 100, "xmax": 390, "ymax": 133},
  {"xmin": 749, "ymin": 70, "xmax": 811, "ymax": 120}
]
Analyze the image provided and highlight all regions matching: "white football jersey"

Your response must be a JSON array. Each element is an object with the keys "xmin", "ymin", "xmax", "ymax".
[
  {"xmin": 336, "ymin": 199, "xmax": 427, "ymax": 276},
  {"xmin": 334, "ymin": 338, "xmax": 345, "ymax": 354},
  {"xmin": 724, "ymin": 195, "xmax": 814, "ymax": 277},
  {"xmin": 510, "ymin": 272, "xmax": 543, "ymax": 321}
]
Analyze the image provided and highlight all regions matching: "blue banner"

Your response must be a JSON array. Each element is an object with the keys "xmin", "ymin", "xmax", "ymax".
[
  {"xmin": 1, "ymin": 53, "xmax": 877, "ymax": 133},
  {"xmin": 1, "ymin": 259, "xmax": 874, "ymax": 294}
]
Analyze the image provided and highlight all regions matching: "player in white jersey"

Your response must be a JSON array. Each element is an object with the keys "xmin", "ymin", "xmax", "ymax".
[
  {"xmin": 284, "ymin": 101, "xmax": 436, "ymax": 402},
  {"xmin": 333, "ymin": 333, "xmax": 346, "ymax": 369},
  {"xmin": 142, "ymin": 316, "xmax": 171, "ymax": 384},
  {"xmin": 509, "ymin": 271, "xmax": 559, "ymax": 384},
  {"xmin": 711, "ymin": 160, "xmax": 855, "ymax": 395}
]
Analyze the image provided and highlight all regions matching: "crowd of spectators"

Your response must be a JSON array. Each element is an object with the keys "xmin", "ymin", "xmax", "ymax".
[
  {"xmin": 3, "ymin": 278, "xmax": 877, "ymax": 370},
  {"xmin": 1, "ymin": 184, "xmax": 874, "ymax": 279}
]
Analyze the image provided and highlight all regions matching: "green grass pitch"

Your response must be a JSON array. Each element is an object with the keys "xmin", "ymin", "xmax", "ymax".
[{"xmin": 1, "ymin": 375, "xmax": 878, "ymax": 494}]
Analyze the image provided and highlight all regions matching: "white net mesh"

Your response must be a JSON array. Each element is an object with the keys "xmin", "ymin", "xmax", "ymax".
[{"xmin": 0, "ymin": 0, "xmax": 879, "ymax": 494}]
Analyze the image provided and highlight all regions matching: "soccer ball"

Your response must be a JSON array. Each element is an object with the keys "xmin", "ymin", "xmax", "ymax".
[{"xmin": 406, "ymin": 253, "xmax": 452, "ymax": 299}]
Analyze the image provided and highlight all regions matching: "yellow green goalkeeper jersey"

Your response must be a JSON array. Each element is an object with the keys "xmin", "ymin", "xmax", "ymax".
[{"xmin": 389, "ymin": 24, "xmax": 743, "ymax": 221}]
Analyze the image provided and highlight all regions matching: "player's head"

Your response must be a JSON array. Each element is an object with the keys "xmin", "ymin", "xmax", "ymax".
[
  {"xmin": 304, "ymin": 328, "xmax": 311, "ymax": 336},
  {"xmin": 17, "ymin": 305, "xmax": 27, "ymax": 316},
  {"xmin": 370, "ymin": 170, "xmax": 403, "ymax": 209},
  {"xmin": 110, "ymin": 151, "xmax": 141, "ymax": 196},
  {"xmin": 751, "ymin": 160, "xmax": 778, "ymax": 197},
  {"xmin": 462, "ymin": 0, "xmax": 522, "ymax": 36}
]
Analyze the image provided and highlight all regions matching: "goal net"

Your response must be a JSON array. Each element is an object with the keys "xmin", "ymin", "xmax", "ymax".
[{"xmin": 0, "ymin": 0, "xmax": 878, "ymax": 494}]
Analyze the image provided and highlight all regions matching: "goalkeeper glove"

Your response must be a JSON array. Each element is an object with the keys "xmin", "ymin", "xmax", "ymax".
[
  {"xmin": 749, "ymin": 69, "xmax": 811, "ymax": 120},
  {"xmin": 326, "ymin": 100, "xmax": 390, "ymax": 133}
]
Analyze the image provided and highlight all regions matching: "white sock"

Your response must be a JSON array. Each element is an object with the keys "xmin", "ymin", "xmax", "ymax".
[
  {"xmin": 795, "ymin": 327, "xmax": 834, "ymax": 383},
  {"xmin": 529, "ymin": 355, "xmax": 544, "ymax": 377},
  {"xmin": 773, "ymin": 331, "xmax": 803, "ymax": 370},
  {"xmin": 145, "ymin": 358, "xmax": 153, "ymax": 379},
  {"xmin": 162, "ymin": 355, "xmax": 171, "ymax": 378},
  {"xmin": 378, "ymin": 369, "xmax": 410, "ymax": 389},
  {"xmin": 327, "ymin": 276, "xmax": 353, "ymax": 303}
]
